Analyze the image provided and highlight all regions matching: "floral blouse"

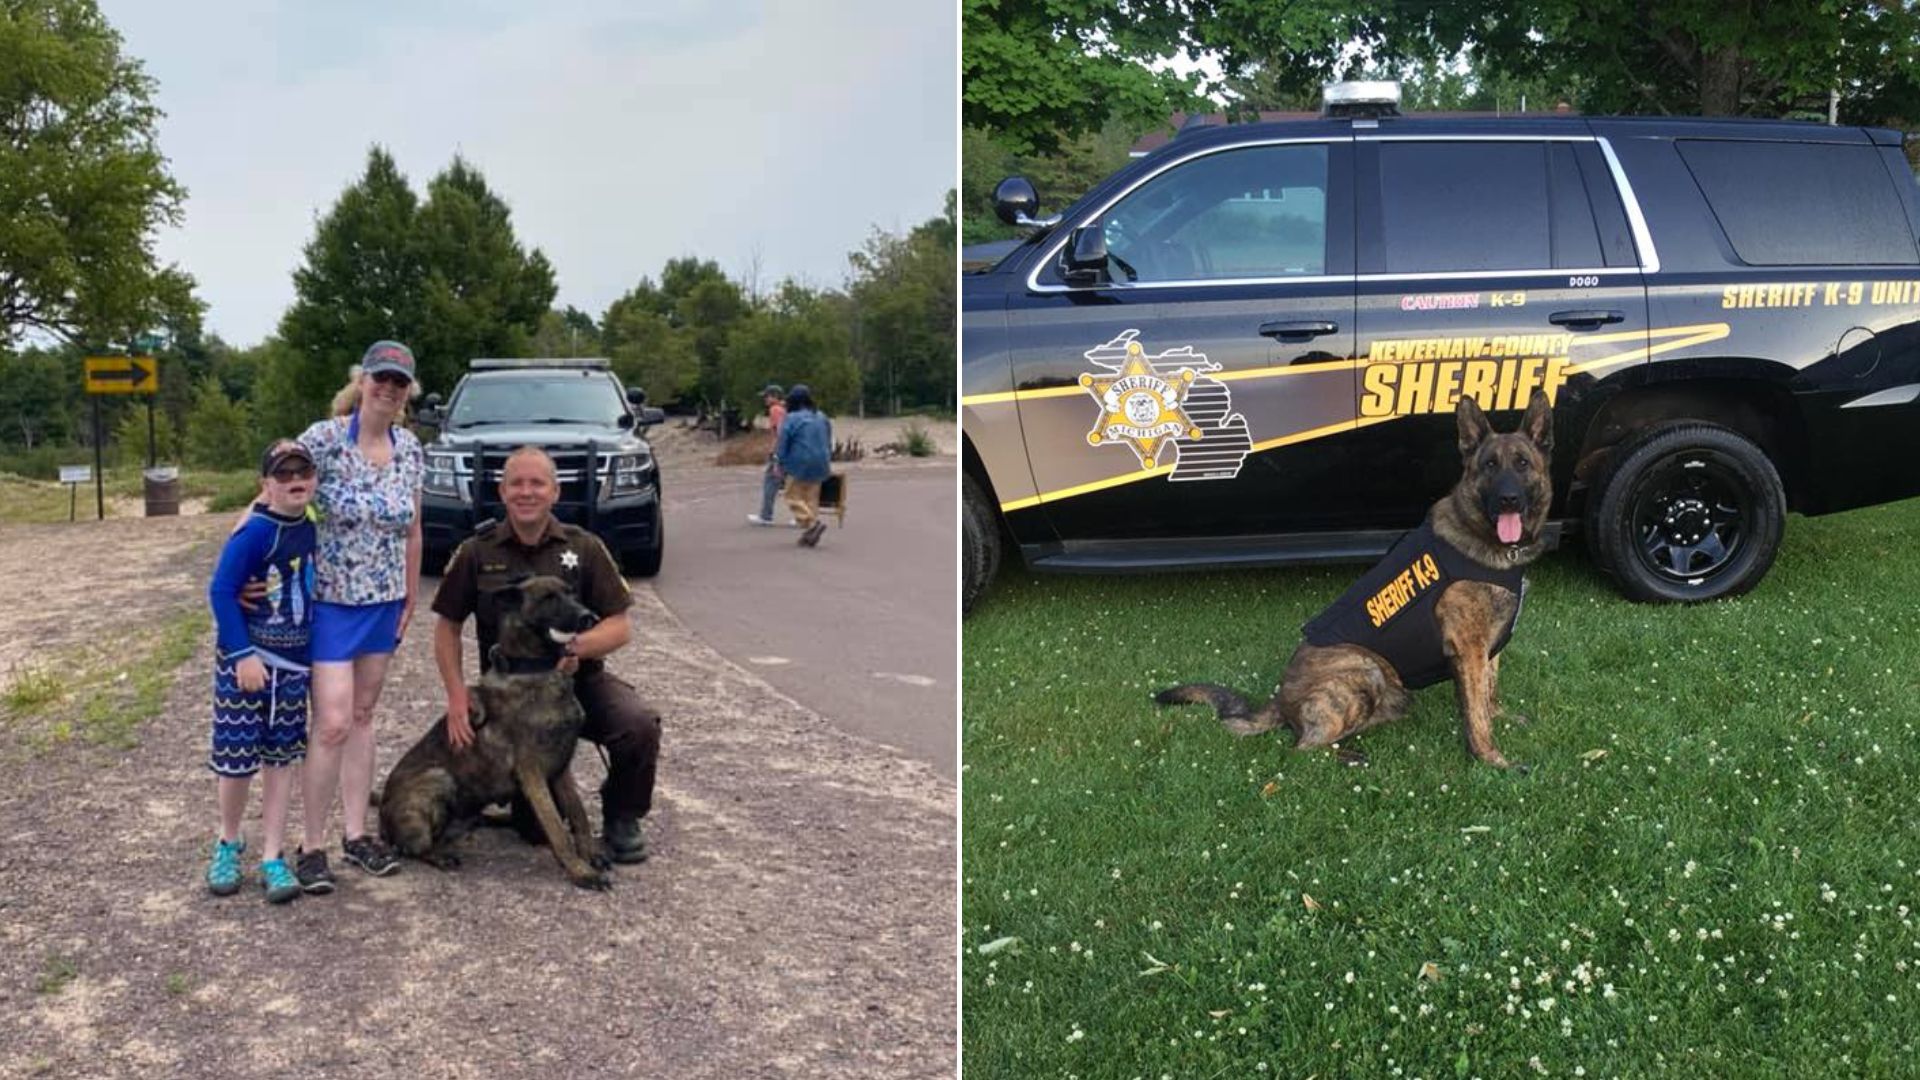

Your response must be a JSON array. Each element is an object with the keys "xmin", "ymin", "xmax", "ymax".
[{"xmin": 298, "ymin": 414, "xmax": 424, "ymax": 606}]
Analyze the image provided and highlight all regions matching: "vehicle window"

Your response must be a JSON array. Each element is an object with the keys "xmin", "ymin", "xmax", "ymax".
[
  {"xmin": 1096, "ymin": 144, "xmax": 1328, "ymax": 282},
  {"xmin": 1676, "ymin": 140, "xmax": 1919, "ymax": 265},
  {"xmin": 1379, "ymin": 142, "xmax": 1551, "ymax": 273},
  {"xmin": 449, "ymin": 375, "xmax": 626, "ymax": 427}
]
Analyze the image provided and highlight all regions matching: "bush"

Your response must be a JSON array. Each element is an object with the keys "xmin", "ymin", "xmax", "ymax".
[
  {"xmin": 184, "ymin": 377, "xmax": 257, "ymax": 470},
  {"xmin": 899, "ymin": 419, "xmax": 936, "ymax": 457},
  {"xmin": 113, "ymin": 407, "xmax": 181, "ymax": 467}
]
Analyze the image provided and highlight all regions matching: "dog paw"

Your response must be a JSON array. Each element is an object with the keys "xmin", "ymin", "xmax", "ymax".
[{"xmin": 571, "ymin": 868, "xmax": 613, "ymax": 891}]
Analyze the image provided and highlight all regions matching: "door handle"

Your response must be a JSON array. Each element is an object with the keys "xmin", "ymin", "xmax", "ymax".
[
  {"xmin": 1259, "ymin": 320, "xmax": 1339, "ymax": 341},
  {"xmin": 1548, "ymin": 309, "xmax": 1624, "ymax": 329}
]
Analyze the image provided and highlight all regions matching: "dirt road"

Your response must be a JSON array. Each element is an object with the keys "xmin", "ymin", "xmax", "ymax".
[{"xmin": 0, "ymin": 515, "xmax": 957, "ymax": 1078}]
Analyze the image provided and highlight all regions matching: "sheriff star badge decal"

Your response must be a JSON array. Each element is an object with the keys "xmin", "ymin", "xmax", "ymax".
[{"xmin": 1080, "ymin": 339, "xmax": 1201, "ymax": 470}]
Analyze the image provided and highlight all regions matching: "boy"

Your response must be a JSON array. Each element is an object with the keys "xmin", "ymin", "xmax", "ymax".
[{"xmin": 204, "ymin": 439, "xmax": 318, "ymax": 902}]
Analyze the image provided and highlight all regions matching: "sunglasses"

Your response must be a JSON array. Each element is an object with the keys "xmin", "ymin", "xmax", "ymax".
[
  {"xmin": 370, "ymin": 370, "xmax": 412, "ymax": 388},
  {"xmin": 270, "ymin": 464, "xmax": 316, "ymax": 481}
]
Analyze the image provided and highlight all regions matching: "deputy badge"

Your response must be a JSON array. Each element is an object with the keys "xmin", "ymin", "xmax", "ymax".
[
  {"xmin": 1079, "ymin": 331, "xmax": 1253, "ymax": 481},
  {"xmin": 559, "ymin": 549, "xmax": 579, "ymax": 570}
]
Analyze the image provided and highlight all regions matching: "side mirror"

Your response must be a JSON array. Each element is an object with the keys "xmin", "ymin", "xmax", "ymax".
[
  {"xmin": 417, "ymin": 391, "xmax": 444, "ymax": 424},
  {"xmin": 616, "ymin": 412, "xmax": 635, "ymax": 429},
  {"xmin": 993, "ymin": 177, "xmax": 1040, "ymax": 226},
  {"xmin": 637, "ymin": 406, "xmax": 665, "ymax": 427},
  {"xmin": 1062, "ymin": 225, "xmax": 1110, "ymax": 285},
  {"xmin": 626, "ymin": 387, "xmax": 647, "ymax": 406}
]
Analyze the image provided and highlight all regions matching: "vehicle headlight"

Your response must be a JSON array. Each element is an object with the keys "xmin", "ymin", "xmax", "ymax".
[
  {"xmin": 608, "ymin": 450, "xmax": 654, "ymax": 493},
  {"xmin": 424, "ymin": 451, "xmax": 466, "ymax": 499}
]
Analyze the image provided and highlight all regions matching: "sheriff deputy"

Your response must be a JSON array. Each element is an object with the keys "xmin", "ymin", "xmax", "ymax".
[{"xmin": 430, "ymin": 445, "xmax": 661, "ymax": 863}]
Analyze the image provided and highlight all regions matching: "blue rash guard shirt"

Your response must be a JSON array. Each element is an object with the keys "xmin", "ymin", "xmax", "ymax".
[
  {"xmin": 1299, "ymin": 517, "xmax": 1525, "ymax": 690},
  {"xmin": 208, "ymin": 504, "xmax": 317, "ymax": 670}
]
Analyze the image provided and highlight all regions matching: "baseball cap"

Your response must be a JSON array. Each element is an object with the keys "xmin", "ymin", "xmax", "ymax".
[
  {"xmin": 762, "ymin": 383, "xmax": 783, "ymax": 398},
  {"xmin": 360, "ymin": 340, "xmax": 416, "ymax": 382},
  {"xmin": 260, "ymin": 439, "xmax": 315, "ymax": 476}
]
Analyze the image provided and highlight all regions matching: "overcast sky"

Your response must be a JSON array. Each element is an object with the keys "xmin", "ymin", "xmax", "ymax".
[{"xmin": 99, "ymin": 0, "xmax": 956, "ymax": 347}]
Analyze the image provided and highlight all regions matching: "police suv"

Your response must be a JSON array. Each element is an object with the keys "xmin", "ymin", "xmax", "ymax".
[
  {"xmin": 962, "ymin": 81, "xmax": 1920, "ymax": 612},
  {"xmin": 418, "ymin": 359, "xmax": 667, "ymax": 577}
]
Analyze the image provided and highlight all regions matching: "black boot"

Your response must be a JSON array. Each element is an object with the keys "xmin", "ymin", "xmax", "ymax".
[{"xmin": 604, "ymin": 816, "xmax": 648, "ymax": 864}]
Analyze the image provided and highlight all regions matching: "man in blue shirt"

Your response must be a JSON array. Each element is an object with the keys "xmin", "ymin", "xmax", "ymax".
[{"xmin": 775, "ymin": 384, "xmax": 834, "ymax": 548}]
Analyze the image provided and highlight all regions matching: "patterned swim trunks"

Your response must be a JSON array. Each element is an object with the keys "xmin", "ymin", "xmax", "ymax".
[{"xmin": 209, "ymin": 658, "xmax": 309, "ymax": 777}]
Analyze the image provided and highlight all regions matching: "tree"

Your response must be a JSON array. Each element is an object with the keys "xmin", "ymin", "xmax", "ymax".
[
  {"xmin": 277, "ymin": 148, "xmax": 555, "ymax": 416},
  {"xmin": 409, "ymin": 156, "xmax": 558, "ymax": 391},
  {"xmin": 848, "ymin": 195, "xmax": 957, "ymax": 414},
  {"xmin": 600, "ymin": 298, "xmax": 698, "ymax": 405},
  {"xmin": 182, "ymin": 374, "xmax": 254, "ymax": 470},
  {"xmin": 0, "ymin": 348, "xmax": 73, "ymax": 448},
  {"xmin": 0, "ymin": 0, "xmax": 200, "ymax": 349},
  {"xmin": 721, "ymin": 281, "xmax": 857, "ymax": 414},
  {"xmin": 600, "ymin": 259, "xmax": 748, "ymax": 407},
  {"xmin": 277, "ymin": 147, "xmax": 423, "ymax": 422},
  {"xmin": 1408, "ymin": 1, "xmax": 1920, "ymax": 118},
  {"xmin": 528, "ymin": 306, "xmax": 601, "ymax": 357}
]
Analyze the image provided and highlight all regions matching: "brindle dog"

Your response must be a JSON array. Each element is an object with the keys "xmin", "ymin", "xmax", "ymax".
[
  {"xmin": 1157, "ymin": 390, "xmax": 1554, "ymax": 769},
  {"xmin": 378, "ymin": 575, "xmax": 612, "ymax": 888}
]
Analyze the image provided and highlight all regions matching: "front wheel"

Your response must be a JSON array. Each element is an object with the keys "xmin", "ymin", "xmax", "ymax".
[
  {"xmin": 622, "ymin": 504, "xmax": 664, "ymax": 578},
  {"xmin": 1585, "ymin": 423, "xmax": 1784, "ymax": 603},
  {"xmin": 962, "ymin": 472, "xmax": 1001, "ymax": 617}
]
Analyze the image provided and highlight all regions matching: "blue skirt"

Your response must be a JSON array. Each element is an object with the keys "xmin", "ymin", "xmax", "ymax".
[{"xmin": 311, "ymin": 600, "xmax": 405, "ymax": 662}]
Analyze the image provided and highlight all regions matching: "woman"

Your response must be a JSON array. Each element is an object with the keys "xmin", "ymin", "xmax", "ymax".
[{"xmin": 291, "ymin": 340, "xmax": 425, "ymax": 892}]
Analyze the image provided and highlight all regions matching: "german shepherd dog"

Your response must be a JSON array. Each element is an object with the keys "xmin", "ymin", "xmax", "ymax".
[
  {"xmin": 1157, "ymin": 390, "xmax": 1554, "ymax": 769},
  {"xmin": 379, "ymin": 575, "xmax": 612, "ymax": 889}
]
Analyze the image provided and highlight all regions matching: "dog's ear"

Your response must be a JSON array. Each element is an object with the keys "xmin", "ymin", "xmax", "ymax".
[
  {"xmin": 1456, "ymin": 394, "xmax": 1493, "ymax": 458},
  {"xmin": 1519, "ymin": 388, "xmax": 1554, "ymax": 453},
  {"xmin": 493, "ymin": 583, "xmax": 524, "ymax": 611}
]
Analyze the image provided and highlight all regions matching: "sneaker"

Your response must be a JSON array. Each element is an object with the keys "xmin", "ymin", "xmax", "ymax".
[
  {"xmin": 746, "ymin": 514, "xmax": 774, "ymax": 526},
  {"xmin": 341, "ymin": 835, "xmax": 399, "ymax": 877},
  {"xmin": 260, "ymin": 857, "xmax": 301, "ymax": 904},
  {"xmin": 295, "ymin": 847, "xmax": 335, "ymax": 894},
  {"xmin": 206, "ymin": 838, "xmax": 245, "ymax": 896}
]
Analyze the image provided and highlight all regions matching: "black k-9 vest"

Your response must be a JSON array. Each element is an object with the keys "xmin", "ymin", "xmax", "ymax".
[{"xmin": 1300, "ymin": 518, "xmax": 1526, "ymax": 690}]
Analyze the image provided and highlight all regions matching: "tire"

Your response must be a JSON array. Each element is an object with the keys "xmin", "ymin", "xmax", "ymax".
[
  {"xmin": 1585, "ymin": 423, "xmax": 1784, "ymax": 603},
  {"xmin": 962, "ymin": 472, "xmax": 1002, "ymax": 617},
  {"xmin": 622, "ymin": 504, "xmax": 664, "ymax": 578}
]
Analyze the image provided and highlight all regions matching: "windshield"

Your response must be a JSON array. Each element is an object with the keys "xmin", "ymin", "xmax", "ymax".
[{"xmin": 449, "ymin": 373, "xmax": 626, "ymax": 428}]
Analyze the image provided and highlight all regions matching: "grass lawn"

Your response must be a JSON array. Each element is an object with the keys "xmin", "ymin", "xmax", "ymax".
[
  {"xmin": 0, "ymin": 467, "xmax": 258, "ymax": 523},
  {"xmin": 962, "ymin": 500, "xmax": 1920, "ymax": 1078}
]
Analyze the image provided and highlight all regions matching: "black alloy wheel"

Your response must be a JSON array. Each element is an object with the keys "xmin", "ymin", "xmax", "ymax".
[{"xmin": 1587, "ymin": 424, "xmax": 1784, "ymax": 603}]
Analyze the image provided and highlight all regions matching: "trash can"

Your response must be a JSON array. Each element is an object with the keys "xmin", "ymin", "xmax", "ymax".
[{"xmin": 143, "ymin": 466, "xmax": 180, "ymax": 517}]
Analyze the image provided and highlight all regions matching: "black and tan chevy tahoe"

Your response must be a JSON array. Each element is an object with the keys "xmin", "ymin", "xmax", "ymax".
[{"xmin": 962, "ymin": 83, "xmax": 1920, "ymax": 612}]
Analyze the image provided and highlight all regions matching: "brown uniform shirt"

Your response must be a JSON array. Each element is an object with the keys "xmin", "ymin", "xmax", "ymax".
[{"xmin": 431, "ymin": 515, "xmax": 632, "ymax": 676}]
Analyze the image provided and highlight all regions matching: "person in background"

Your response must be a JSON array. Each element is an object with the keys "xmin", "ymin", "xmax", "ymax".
[
  {"xmin": 775, "ymin": 383, "xmax": 833, "ymax": 548},
  {"xmin": 747, "ymin": 383, "xmax": 788, "ymax": 527}
]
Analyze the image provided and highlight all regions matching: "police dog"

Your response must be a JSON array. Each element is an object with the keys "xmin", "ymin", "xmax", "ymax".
[
  {"xmin": 379, "ymin": 575, "xmax": 612, "ymax": 889},
  {"xmin": 1157, "ymin": 390, "xmax": 1553, "ymax": 769}
]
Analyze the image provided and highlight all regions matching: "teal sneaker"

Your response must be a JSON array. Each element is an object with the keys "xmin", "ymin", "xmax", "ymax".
[
  {"xmin": 206, "ymin": 838, "xmax": 245, "ymax": 896},
  {"xmin": 259, "ymin": 857, "xmax": 300, "ymax": 904}
]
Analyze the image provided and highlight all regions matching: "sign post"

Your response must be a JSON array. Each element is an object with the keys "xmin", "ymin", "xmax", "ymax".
[
  {"xmin": 58, "ymin": 465, "xmax": 92, "ymax": 522},
  {"xmin": 83, "ymin": 355, "xmax": 161, "ymax": 520}
]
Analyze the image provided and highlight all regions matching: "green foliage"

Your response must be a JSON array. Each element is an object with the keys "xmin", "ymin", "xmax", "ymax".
[
  {"xmin": 34, "ymin": 955, "xmax": 76, "ymax": 996},
  {"xmin": 963, "ymin": 0, "xmax": 1202, "ymax": 155},
  {"xmin": 721, "ymin": 281, "xmax": 857, "ymax": 414},
  {"xmin": 848, "ymin": 193, "xmax": 957, "ymax": 415},
  {"xmin": 528, "ymin": 306, "xmax": 601, "ymax": 357},
  {"xmin": 203, "ymin": 469, "xmax": 264, "ymax": 512},
  {"xmin": 410, "ymin": 156, "xmax": 558, "ymax": 392},
  {"xmin": 248, "ymin": 337, "xmax": 318, "ymax": 442},
  {"xmin": 601, "ymin": 258, "xmax": 748, "ymax": 407},
  {"xmin": 110, "ymin": 402, "xmax": 177, "ymax": 466},
  {"xmin": 1409, "ymin": 2, "xmax": 1920, "ymax": 118},
  {"xmin": 0, "ymin": 349, "xmax": 76, "ymax": 448},
  {"xmin": 898, "ymin": 418, "xmax": 936, "ymax": 457},
  {"xmin": 961, "ymin": 124, "xmax": 1135, "ymax": 244},
  {"xmin": 2, "ymin": 667, "xmax": 64, "ymax": 714},
  {"xmin": 0, "ymin": 0, "xmax": 202, "ymax": 348},
  {"xmin": 278, "ymin": 147, "xmax": 423, "ymax": 417},
  {"xmin": 182, "ymin": 375, "xmax": 254, "ymax": 470}
]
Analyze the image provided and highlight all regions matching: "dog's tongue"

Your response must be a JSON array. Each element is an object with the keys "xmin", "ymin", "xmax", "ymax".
[{"xmin": 1497, "ymin": 512, "xmax": 1523, "ymax": 545}]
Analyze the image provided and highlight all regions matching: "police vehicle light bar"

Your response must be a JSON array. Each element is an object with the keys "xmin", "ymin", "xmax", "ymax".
[
  {"xmin": 1322, "ymin": 80, "xmax": 1402, "ymax": 118},
  {"xmin": 468, "ymin": 358, "xmax": 611, "ymax": 370}
]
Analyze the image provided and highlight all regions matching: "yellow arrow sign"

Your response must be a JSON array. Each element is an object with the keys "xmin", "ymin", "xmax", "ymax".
[{"xmin": 84, "ymin": 355, "xmax": 158, "ymax": 394}]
